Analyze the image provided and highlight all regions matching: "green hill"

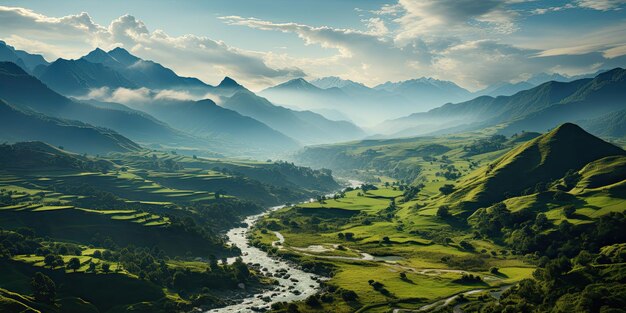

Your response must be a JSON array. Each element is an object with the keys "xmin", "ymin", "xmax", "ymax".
[{"xmin": 445, "ymin": 123, "xmax": 625, "ymax": 211}]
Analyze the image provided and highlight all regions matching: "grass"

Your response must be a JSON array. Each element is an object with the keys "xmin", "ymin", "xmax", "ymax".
[{"xmin": 255, "ymin": 182, "xmax": 537, "ymax": 312}]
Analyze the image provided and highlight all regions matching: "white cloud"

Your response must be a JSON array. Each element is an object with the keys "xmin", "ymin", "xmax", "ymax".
[
  {"xmin": 577, "ymin": 0, "xmax": 626, "ymax": 11},
  {"xmin": 363, "ymin": 18, "xmax": 389, "ymax": 36},
  {"xmin": 0, "ymin": 2, "xmax": 623, "ymax": 92},
  {"xmin": 391, "ymin": 0, "xmax": 520, "ymax": 43},
  {"xmin": 154, "ymin": 89, "xmax": 196, "ymax": 101},
  {"xmin": 220, "ymin": 16, "xmax": 435, "ymax": 87},
  {"xmin": 0, "ymin": 6, "xmax": 303, "ymax": 89},
  {"xmin": 84, "ymin": 86, "xmax": 220, "ymax": 105},
  {"xmin": 110, "ymin": 87, "xmax": 151, "ymax": 103}
]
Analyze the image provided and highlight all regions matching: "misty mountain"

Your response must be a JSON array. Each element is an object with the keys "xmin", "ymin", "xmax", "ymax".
[
  {"xmin": 310, "ymin": 76, "xmax": 371, "ymax": 93},
  {"xmin": 475, "ymin": 81, "xmax": 535, "ymax": 97},
  {"xmin": 0, "ymin": 41, "xmax": 48, "ymax": 73},
  {"xmin": 580, "ymin": 109, "xmax": 626, "ymax": 138},
  {"xmin": 133, "ymin": 97, "xmax": 300, "ymax": 153},
  {"xmin": 0, "ymin": 99, "xmax": 140, "ymax": 154},
  {"xmin": 373, "ymin": 77, "xmax": 472, "ymax": 104},
  {"xmin": 477, "ymin": 70, "xmax": 607, "ymax": 97},
  {"xmin": 262, "ymin": 76, "xmax": 477, "ymax": 125},
  {"xmin": 376, "ymin": 68, "xmax": 626, "ymax": 139},
  {"xmin": 222, "ymin": 90, "xmax": 365, "ymax": 144},
  {"xmin": 499, "ymin": 68, "xmax": 626, "ymax": 135},
  {"xmin": 35, "ymin": 58, "xmax": 137, "ymax": 96},
  {"xmin": 104, "ymin": 47, "xmax": 215, "ymax": 93},
  {"xmin": 0, "ymin": 62, "xmax": 205, "ymax": 148}
]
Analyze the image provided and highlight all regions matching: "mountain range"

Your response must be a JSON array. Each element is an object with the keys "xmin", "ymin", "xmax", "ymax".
[
  {"xmin": 1, "ymin": 39, "xmax": 624, "ymax": 159},
  {"xmin": 0, "ymin": 40, "xmax": 48, "ymax": 73},
  {"xmin": 222, "ymin": 90, "xmax": 365, "ymax": 144},
  {"xmin": 262, "ymin": 72, "xmax": 604, "ymax": 125},
  {"xmin": 261, "ymin": 77, "xmax": 464, "ymax": 124},
  {"xmin": 0, "ymin": 99, "xmax": 139, "ymax": 154},
  {"xmin": 0, "ymin": 43, "xmax": 370, "ymax": 156},
  {"xmin": 0, "ymin": 61, "xmax": 298, "ymax": 156},
  {"xmin": 374, "ymin": 68, "xmax": 626, "ymax": 139}
]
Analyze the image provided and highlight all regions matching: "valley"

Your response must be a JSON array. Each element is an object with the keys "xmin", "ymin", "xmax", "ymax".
[{"xmin": 0, "ymin": 4, "xmax": 625, "ymax": 312}]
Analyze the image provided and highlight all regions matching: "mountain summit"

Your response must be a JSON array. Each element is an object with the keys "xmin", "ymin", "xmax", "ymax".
[
  {"xmin": 218, "ymin": 76, "xmax": 244, "ymax": 89},
  {"xmin": 447, "ymin": 123, "xmax": 625, "ymax": 210}
]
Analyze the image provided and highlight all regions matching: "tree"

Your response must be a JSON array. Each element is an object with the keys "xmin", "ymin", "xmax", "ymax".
[
  {"xmin": 88, "ymin": 261, "xmax": 97, "ymax": 273},
  {"xmin": 31, "ymin": 272, "xmax": 56, "ymax": 303},
  {"xmin": 67, "ymin": 257, "xmax": 81, "ymax": 272},
  {"xmin": 287, "ymin": 303, "xmax": 300, "ymax": 313},
  {"xmin": 437, "ymin": 206, "xmax": 450, "ymax": 218},
  {"xmin": 341, "ymin": 289, "xmax": 358, "ymax": 301},
  {"xmin": 208, "ymin": 255, "xmax": 219, "ymax": 271},
  {"xmin": 459, "ymin": 240, "xmax": 474, "ymax": 251},
  {"xmin": 44, "ymin": 254, "xmax": 56, "ymax": 268},
  {"xmin": 563, "ymin": 169, "xmax": 582, "ymax": 190},
  {"xmin": 305, "ymin": 295, "xmax": 320, "ymax": 307},
  {"xmin": 563, "ymin": 206, "xmax": 576, "ymax": 218},
  {"xmin": 575, "ymin": 250, "xmax": 593, "ymax": 266},
  {"xmin": 439, "ymin": 184, "xmax": 455, "ymax": 195},
  {"xmin": 344, "ymin": 232, "xmax": 354, "ymax": 241},
  {"xmin": 232, "ymin": 257, "xmax": 250, "ymax": 281},
  {"xmin": 101, "ymin": 263, "xmax": 111, "ymax": 273}
]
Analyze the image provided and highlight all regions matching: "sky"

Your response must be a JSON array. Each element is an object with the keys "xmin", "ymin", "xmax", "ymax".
[{"xmin": 0, "ymin": 0, "xmax": 625, "ymax": 91}]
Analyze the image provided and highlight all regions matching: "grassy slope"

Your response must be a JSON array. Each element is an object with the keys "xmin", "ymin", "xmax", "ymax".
[
  {"xmin": 0, "ymin": 142, "xmax": 338, "ymax": 312},
  {"xmin": 440, "ymin": 123, "xmax": 625, "ymax": 212},
  {"xmin": 262, "ymin": 123, "xmax": 626, "ymax": 312},
  {"xmin": 253, "ymin": 185, "xmax": 535, "ymax": 312}
]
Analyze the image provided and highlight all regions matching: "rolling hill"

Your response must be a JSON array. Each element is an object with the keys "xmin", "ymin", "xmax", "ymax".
[{"xmin": 442, "ymin": 123, "xmax": 625, "ymax": 211}]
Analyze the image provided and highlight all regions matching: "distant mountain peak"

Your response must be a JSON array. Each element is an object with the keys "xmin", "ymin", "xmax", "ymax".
[
  {"xmin": 311, "ymin": 76, "xmax": 367, "ymax": 89},
  {"xmin": 283, "ymin": 78, "xmax": 317, "ymax": 89},
  {"xmin": 82, "ymin": 47, "xmax": 120, "ymax": 65},
  {"xmin": 218, "ymin": 76, "xmax": 243, "ymax": 89},
  {"xmin": 107, "ymin": 47, "xmax": 140, "ymax": 66}
]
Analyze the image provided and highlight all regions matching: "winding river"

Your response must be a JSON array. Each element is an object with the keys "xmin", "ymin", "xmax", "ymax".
[
  {"xmin": 209, "ymin": 206, "xmax": 322, "ymax": 312},
  {"xmin": 209, "ymin": 180, "xmax": 363, "ymax": 312}
]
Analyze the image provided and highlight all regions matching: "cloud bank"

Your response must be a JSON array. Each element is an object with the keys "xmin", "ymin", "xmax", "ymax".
[
  {"xmin": 0, "ymin": 6, "xmax": 304, "ymax": 89},
  {"xmin": 1, "ymin": 1, "xmax": 625, "ymax": 91}
]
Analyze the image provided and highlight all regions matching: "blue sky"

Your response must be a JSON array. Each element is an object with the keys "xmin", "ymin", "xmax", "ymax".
[{"xmin": 0, "ymin": 0, "xmax": 625, "ymax": 90}]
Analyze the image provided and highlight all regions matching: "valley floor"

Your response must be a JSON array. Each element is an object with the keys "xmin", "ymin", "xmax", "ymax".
[{"xmin": 251, "ymin": 185, "xmax": 536, "ymax": 312}]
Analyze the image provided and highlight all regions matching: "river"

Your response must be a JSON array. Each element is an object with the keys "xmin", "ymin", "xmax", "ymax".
[
  {"xmin": 210, "ymin": 179, "xmax": 363, "ymax": 312},
  {"xmin": 209, "ymin": 206, "xmax": 321, "ymax": 312}
]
